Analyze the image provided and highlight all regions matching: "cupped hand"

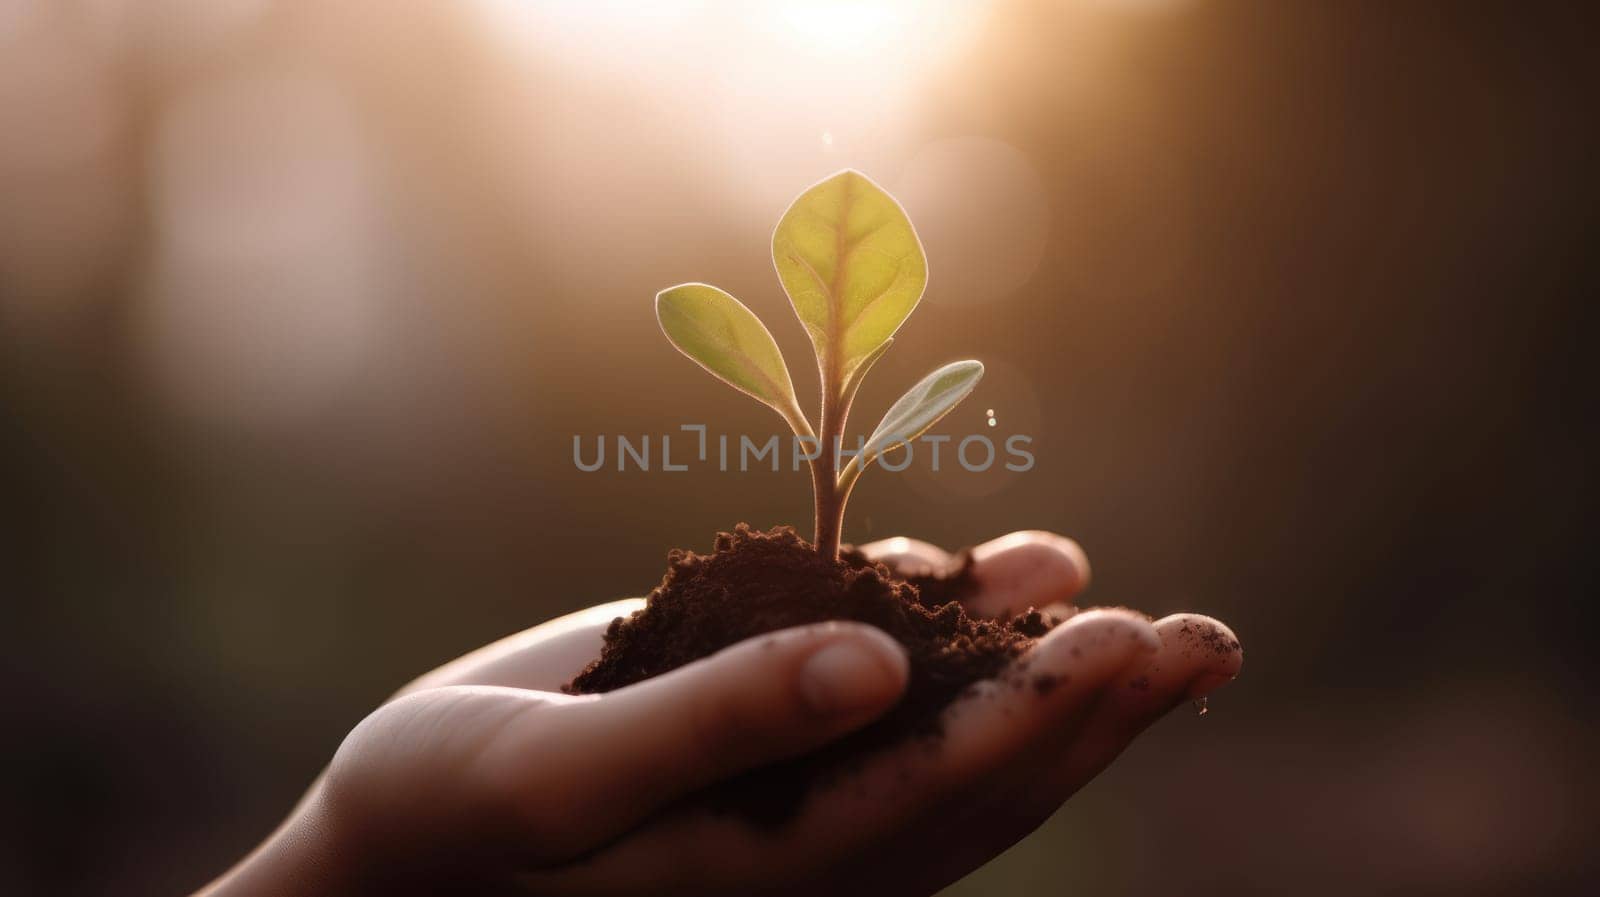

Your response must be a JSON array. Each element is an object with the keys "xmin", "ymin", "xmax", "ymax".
[{"xmin": 200, "ymin": 532, "xmax": 1241, "ymax": 897}]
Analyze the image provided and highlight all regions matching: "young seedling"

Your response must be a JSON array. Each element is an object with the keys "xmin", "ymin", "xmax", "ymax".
[{"xmin": 656, "ymin": 170, "xmax": 983, "ymax": 559}]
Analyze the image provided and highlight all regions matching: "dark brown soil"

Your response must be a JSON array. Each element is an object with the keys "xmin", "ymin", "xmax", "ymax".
[{"xmin": 566, "ymin": 524, "xmax": 1057, "ymax": 826}]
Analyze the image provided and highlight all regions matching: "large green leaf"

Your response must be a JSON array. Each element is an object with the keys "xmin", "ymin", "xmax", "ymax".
[
  {"xmin": 772, "ymin": 170, "xmax": 927, "ymax": 382},
  {"xmin": 859, "ymin": 360, "xmax": 985, "ymax": 466},
  {"xmin": 656, "ymin": 283, "xmax": 812, "ymax": 437}
]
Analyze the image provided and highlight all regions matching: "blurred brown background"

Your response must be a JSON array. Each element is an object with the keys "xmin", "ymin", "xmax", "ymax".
[{"xmin": 2, "ymin": 1, "xmax": 1593, "ymax": 894}]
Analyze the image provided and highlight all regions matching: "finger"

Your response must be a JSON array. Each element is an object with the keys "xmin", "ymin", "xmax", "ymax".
[
  {"xmin": 965, "ymin": 530, "xmax": 1092, "ymax": 618},
  {"xmin": 856, "ymin": 536, "xmax": 951, "ymax": 576},
  {"xmin": 521, "ymin": 610, "xmax": 1158, "ymax": 895},
  {"xmin": 853, "ymin": 612, "xmax": 1241, "ymax": 891},
  {"xmin": 1038, "ymin": 613, "xmax": 1243, "ymax": 801},
  {"xmin": 475, "ymin": 622, "xmax": 909, "ymax": 863},
  {"xmin": 870, "ymin": 609, "xmax": 1157, "ymax": 805},
  {"xmin": 394, "ymin": 598, "xmax": 645, "ymax": 698},
  {"xmin": 814, "ymin": 610, "xmax": 1168, "ymax": 897}
]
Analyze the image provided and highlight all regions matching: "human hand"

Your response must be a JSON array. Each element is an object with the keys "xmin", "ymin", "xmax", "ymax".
[{"xmin": 199, "ymin": 532, "xmax": 1241, "ymax": 896}]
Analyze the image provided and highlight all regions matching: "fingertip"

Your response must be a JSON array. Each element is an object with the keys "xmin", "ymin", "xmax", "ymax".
[
  {"xmin": 798, "ymin": 624, "xmax": 910, "ymax": 718},
  {"xmin": 1153, "ymin": 613, "xmax": 1243, "ymax": 687},
  {"xmin": 1057, "ymin": 607, "xmax": 1161, "ymax": 650},
  {"xmin": 1088, "ymin": 614, "xmax": 1240, "ymax": 725},
  {"xmin": 1020, "ymin": 530, "xmax": 1092, "ymax": 591},
  {"xmin": 682, "ymin": 622, "xmax": 909, "ymax": 735},
  {"xmin": 858, "ymin": 536, "xmax": 951, "ymax": 576},
  {"xmin": 1030, "ymin": 608, "xmax": 1161, "ymax": 676},
  {"xmin": 969, "ymin": 531, "xmax": 1093, "ymax": 616}
]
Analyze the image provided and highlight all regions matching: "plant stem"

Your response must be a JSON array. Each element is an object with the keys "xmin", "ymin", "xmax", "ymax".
[
  {"xmin": 812, "ymin": 370, "xmax": 845, "ymax": 559},
  {"xmin": 814, "ymin": 338, "xmax": 874, "ymax": 558}
]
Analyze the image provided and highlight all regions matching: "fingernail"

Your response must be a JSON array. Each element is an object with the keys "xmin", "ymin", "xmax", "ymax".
[{"xmin": 799, "ymin": 631, "xmax": 908, "ymax": 716}]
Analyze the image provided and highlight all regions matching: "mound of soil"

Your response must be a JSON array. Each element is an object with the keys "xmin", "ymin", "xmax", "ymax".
[{"xmin": 566, "ymin": 524, "xmax": 1057, "ymax": 825}]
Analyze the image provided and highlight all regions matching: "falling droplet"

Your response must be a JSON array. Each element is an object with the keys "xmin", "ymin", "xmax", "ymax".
[
  {"xmin": 821, "ymin": 130, "xmax": 834, "ymax": 148},
  {"xmin": 1193, "ymin": 697, "xmax": 1209, "ymax": 717},
  {"xmin": 985, "ymin": 407, "xmax": 997, "ymax": 427}
]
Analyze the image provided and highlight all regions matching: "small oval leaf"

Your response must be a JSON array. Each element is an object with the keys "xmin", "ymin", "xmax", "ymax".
[
  {"xmin": 772, "ymin": 170, "xmax": 927, "ymax": 380},
  {"xmin": 861, "ymin": 360, "xmax": 985, "ymax": 465},
  {"xmin": 656, "ymin": 283, "xmax": 807, "ymax": 431}
]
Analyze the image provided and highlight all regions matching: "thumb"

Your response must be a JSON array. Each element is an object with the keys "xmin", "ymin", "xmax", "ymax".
[
  {"xmin": 493, "ymin": 621, "xmax": 909, "ymax": 861},
  {"xmin": 323, "ymin": 622, "xmax": 910, "ymax": 871}
]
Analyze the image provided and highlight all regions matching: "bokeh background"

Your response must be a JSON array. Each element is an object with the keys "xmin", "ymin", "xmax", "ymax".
[{"xmin": 3, "ymin": 1, "xmax": 1593, "ymax": 894}]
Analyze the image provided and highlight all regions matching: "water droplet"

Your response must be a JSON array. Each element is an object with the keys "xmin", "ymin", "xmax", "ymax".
[
  {"xmin": 1193, "ymin": 697, "xmax": 1209, "ymax": 717},
  {"xmin": 987, "ymin": 418, "xmax": 996, "ymax": 427},
  {"xmin": 821, "ymin": 130, "xmax": 834, "ymax": 147}
]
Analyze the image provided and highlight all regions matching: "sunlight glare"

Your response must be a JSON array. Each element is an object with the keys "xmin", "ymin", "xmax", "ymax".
[
  {"xmin": 773, "ymin": 1, "xmax": 902, "ymax": 54},
  {"xmin": 473, "ymin": 0, "xmax": 993, "ymax": 206}
]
